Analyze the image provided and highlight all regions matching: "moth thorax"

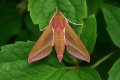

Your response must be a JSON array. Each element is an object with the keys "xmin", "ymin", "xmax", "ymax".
[{"xmin": 51, "ymin": 12, "xmax": 67, "ymax": 33}]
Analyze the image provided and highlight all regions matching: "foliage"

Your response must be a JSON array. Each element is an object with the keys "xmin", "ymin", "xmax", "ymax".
[{"xmin": 0, "ymin": 0, "xmax": 120, "ymax": 80}]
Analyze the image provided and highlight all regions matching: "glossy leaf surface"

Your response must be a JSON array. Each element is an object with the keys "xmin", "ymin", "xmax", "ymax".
[
  {"xmin": 28, "ymin": 0, "xmax": 87, "ymax": 30},
  {"xmin": 0, "ymin": 41, "xmax": 101, "ymax": 80},
  {"xmin": 108, "ymin": 58, "xmax": 120, "ymax": 80},
  {"xmin": 102, "ymin": 4, "xmax": 120, "ymax": 48}
]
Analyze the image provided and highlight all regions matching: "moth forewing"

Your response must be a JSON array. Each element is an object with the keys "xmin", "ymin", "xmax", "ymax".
[
  {"xmin": 28, "ymin": 25, "xmax": 53, "ymax": 63},
  {"xmin": 28, "ymin": 11, "xmax": 90, "ymax": 63},
  {"xmin": 65, "ymin": 24, "xmax": 90, "ymax": 62}
]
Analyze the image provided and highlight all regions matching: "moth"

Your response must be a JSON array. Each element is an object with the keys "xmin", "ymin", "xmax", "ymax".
[{"xmin": 28, "ymin": 11, "xmax": 90, "ymax": 63}]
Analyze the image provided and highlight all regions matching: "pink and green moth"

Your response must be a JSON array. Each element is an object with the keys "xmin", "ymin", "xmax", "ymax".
[{"xmin": 28, "ymin": 11, "xmax": 90, "ymax": 63}]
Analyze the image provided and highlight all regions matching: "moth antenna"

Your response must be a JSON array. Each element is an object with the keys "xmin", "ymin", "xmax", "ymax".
[
  {"xmin": 58, "ymin": 11, "xmax": 83, "ymax": 26},
  {"xmin": 67, "ymin": 19, "xmax": 83, "ymax": 25}
]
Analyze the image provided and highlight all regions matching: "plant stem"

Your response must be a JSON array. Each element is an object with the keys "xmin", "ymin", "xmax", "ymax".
[{"xmin": 91, "ymin": 52, "xmax": 114, "ymax": 68}]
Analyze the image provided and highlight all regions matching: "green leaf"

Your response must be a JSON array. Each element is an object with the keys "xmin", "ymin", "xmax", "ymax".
[
  {"xmin": 28, "ymin": 0, "xmax": 56, "ymax": 30},
  {"xmin": 0, "ymin": 41, "xmax": 65, "ymax": 80},
  {"xmin": 108, "ymin": 58, "xmax": 120, "ymax": 80},
  {"xmin": 101, "ymin": 4, "xmax": 120, "ymax": 48},
  {"xmin": 86, "ymin": 0, "xmax": 103, "ymax": 15},
  {"xmin": 28, "ymin": 0, "xmax": 87, "ymax": 30},
  {"xmin": 95, "ymin": 50, "xmax": 120, "ymax": 80},
  {"xmin": 81, "ymin": 14, "xmax": 97, "ymax": 53},
  {"xmin": 61, "ymin": 67, "xmax": 101, "ymax": 80},
  {"xmin": 0, "ymin": 2, "xmax": 22, "ymax": 46},
  {"xmin": 58, "ymin": 0, "xmax": 87, "ymax": 22},
  {"xmin": 0, "ymin": 41, "xmax": 101, "ymax": 80},
  {"xmin": 0, "ymin": 41, "xmax": 33, "ymax": 62}
]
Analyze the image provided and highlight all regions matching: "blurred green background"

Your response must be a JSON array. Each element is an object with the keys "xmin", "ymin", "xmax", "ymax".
[
  {"xmin": 0, "ymin": 0, "xmax": 120, "ymax": 80},
  {"xmin": 0, "ymin": 0, "xmax": 41, "ymax": 47}
]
